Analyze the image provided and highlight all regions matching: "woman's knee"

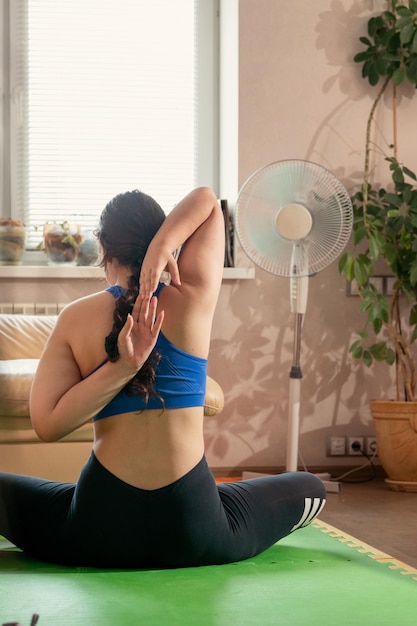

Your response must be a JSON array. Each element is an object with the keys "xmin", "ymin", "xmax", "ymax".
[{"xmin": 292, "ymin": 471, "xmax": 327, "ymax": 499}]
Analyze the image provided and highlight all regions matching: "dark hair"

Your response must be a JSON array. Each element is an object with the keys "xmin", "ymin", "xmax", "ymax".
[{"xmin": 96, "ymin": 189, "xmax": 166, "ymax": 403}]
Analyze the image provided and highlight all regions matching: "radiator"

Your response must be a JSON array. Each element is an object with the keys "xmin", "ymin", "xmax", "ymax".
[{"xmin": 0, "ymin": 302, "xmax": 66, "ymax": 315}]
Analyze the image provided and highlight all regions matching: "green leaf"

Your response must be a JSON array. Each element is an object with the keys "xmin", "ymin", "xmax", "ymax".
[
  {"xmin": 338, "ymin": 251, "xmax": 348, "ymax": 273},
  {"xmin": 399, "ymin": 21, "xmax": 415, "ymax": 45},
  {"xmin": 406, "ymin": 55, "xmax": 417, "ymax": 83},
  {"xmin": 368, "ymin": 233, "xmax": 382, "ymax": 260},
  {"xmin": 338, "ymin": 252, "xmax": 353, "ymax": 279},
  {"xmin": 403, "ymin": 165, "xmax": 417, "ymax": 181},
  {"xmin": 353, "ymin": 257, "xmax": 371, "ymax": 285},
  {"xmin": 410, "ymin": 263, "xmax": 417, "ymax": 286},
  {"xmin": 393, "ymin": 66, "xmax": 406, "ymax": 84},
  {"xmin": 362, "ymin": 60, "xmax": 371, "ymax": 79},
  {"xmin": 354, "ymin": 51, "xmax": 371, "ymax": 63},
  {"xmin": 372, "ymin": 317, "xmax": 383, "ymax": 334},
  {"xmin": 397, "ymin": 6, "xmax": 412, "ymax": 18},
  {"xmin": 369, "ymin": 341, "xmax": 388, "ymax": 359},
  {"xmin": 362, "ymin": 350, "xmax": 373, "ymax": 367},
  {"xmin": 385, "ymin": 192, "xmax": 403, "ymax": 206},
  {"xmin": 353, "ymin": 225, "xmax": 367, "ymax": 246},
  {"xmin": 368, "ymin": 63, "xmax": 381, "ymax": 86},
  {"xmin": 409, "ymin": 304, "xmax": 417, "ymax": 325},
  {"xmin": 409, "ymin": 0, "xmax": 417, "ymax": 13},
  {"xmin": 384, "ymin": 242, "xmax": 398, "ymax": 265},
  {"xmin": 391, "ymin": 167, "xmax": 405, "ymax": 184},
  {"xmin": 368, "ymin": 16, "xmax": 378, "ymax": 37},
  {"xmin": 385, "ymin": 349, "xmax": 396, "ymax": 366},
  {"xmin": 349, "ymin": 341, "xmax": 363, "ymax": 360}
]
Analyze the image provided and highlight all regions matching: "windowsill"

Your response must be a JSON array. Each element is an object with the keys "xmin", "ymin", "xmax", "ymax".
[
  {"xmin": 0, "ymin": 265, "xmax": 255, "ymax": 280},
  {"xmin": 222, "ymin": 267, "xmax": 255, "ymax": 280}
]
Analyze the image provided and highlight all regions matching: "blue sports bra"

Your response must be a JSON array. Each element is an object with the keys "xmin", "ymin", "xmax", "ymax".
[{"xmin": 91, "ymin": 283, "xmax": 207, "ymax": 421}]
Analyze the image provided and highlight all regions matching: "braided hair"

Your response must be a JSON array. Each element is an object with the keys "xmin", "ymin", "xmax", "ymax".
[{"xmin": 96, "ymin": 189, "xmax": 166, "ymax": 404}]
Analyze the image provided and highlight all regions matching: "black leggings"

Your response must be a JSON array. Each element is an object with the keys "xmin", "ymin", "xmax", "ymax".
[{"xmin": 0, "ymin": 453, "xmax": 326, "ymax": 568}]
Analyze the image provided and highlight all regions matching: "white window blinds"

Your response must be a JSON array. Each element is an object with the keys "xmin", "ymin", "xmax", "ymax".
[{"xmin": 8, "ymin": 0, "xmax": 218, "ymax": 249}]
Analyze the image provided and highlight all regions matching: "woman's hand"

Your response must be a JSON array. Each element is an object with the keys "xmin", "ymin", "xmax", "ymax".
[
  {"xmin": 117, "ymin": 294, "xmax": 164, "ymax": 372},
  {"xmin": 140, "ymin": 244, "xmax": 181, "ymax": 297}
]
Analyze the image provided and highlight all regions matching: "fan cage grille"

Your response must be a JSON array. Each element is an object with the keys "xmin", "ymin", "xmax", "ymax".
[{"xmin": 235, "ymin": 159, "xmax": 353, "ymax": 277}]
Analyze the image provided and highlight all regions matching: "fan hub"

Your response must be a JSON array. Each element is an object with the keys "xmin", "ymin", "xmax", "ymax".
[{"xmin": 275, "ymin": 203, "xmax": 313, "ymax": 241}]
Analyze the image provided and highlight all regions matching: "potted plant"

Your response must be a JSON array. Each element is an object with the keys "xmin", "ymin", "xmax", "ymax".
[
  {"xmin": 338, "ymin": 0, "xmax": 417, "ymax": 490},
  {"xmin": 43, "ymin": 221, "xmax": 84, "ymax": 265},
  {"xmin": 0, "ymin": 217, "xmax": 26, "ymax": 265}
]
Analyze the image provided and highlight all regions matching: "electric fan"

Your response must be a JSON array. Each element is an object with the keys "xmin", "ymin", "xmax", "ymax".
[{"xmin": 235, "ymin": 159, "xmax": 353, "ymax": 472}]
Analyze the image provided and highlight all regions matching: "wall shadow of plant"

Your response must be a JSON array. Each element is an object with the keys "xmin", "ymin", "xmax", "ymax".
[
  {"xmin": 207, "ymin": 272, "xmax": 292, "ymax": 464},
  {"xmin": 206, "ymin": 260, "xmax": 382, "ymax": 467}
]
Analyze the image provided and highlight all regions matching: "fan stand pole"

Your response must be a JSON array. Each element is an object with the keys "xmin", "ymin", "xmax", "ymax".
[{"xmin": 286, "ymin": 312, "xmax": 303, "ymax": 472}]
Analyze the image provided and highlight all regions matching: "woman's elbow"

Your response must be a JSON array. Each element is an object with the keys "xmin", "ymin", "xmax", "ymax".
[{"xmin": 30, "ymin": 414, "xmax": 62, "ymax": 442}]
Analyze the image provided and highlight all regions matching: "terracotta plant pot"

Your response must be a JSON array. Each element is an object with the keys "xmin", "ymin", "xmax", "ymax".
[{"xmin": 371, "ymin": 399, "xmax": 417, "ymax": 492}]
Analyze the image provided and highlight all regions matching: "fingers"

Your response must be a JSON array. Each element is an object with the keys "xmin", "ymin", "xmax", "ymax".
[
  {"xmin": 166, "ymin": 256, "xmax": 181, "ymax": 286},
  {"xmin": 139, "ymin": 271, "xmax": 158, "ymax": 299},
  {"xmin": 139, "ymin": 252, "xmax": 182, "ymax": 296},
  {"xmin": 131, "ymin": 292, "xmax": 144, "ymax": 322},
  {"xmin": 130, "ymin": 293, "xmax": 152, "ymax": 323},
  {"xmin": 131, "ymin": 294, "xmax": 162, "ymax": 332},
  {"xmin": 118, "ymin": 311, "xmax": 134, "ymax": 342},
  {"xmin": 145, "ymin": 295, "xmax": 158, "ymax": 329},
  {"xmin": 152, "ymin": 308, "xmax": 165, "ymax": 337}
]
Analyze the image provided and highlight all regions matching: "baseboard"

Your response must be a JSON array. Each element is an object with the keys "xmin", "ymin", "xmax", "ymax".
[{"xmin": 211, "ymin": 464, "xmax": 387, "ymax": 481}]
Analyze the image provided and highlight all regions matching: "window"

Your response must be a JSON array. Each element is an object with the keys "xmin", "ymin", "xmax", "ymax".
[{"xmin": 2, "ymin": 0, "xmax": 220, "ymax": 249}]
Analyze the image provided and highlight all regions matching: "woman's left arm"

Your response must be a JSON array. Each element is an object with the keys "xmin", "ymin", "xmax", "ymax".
[{"xmin": 30, "ymin": 295, "xmax": 163, "ymax": 441}]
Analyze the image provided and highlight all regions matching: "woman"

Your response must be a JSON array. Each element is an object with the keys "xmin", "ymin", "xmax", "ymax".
[{"xmin": 0, "ymin": 187, "xmax": 326, "ymax": 568}]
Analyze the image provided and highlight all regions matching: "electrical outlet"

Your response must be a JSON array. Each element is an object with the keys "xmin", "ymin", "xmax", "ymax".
[
  {"xmin": 348, "ymin": 437, "xmax": 364, "ymax": 455},
  {"xmin": 366, "ymin": 436, "xmax": 378, "ymax": 456},
  {"xmin": 328, "ymin": 436, "xmax": 346, "ymax": 456}
]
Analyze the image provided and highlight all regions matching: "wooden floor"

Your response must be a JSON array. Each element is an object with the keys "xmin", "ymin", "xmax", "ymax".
[{"xmin": 319, "ymin": 477, "xmax": 417, "ymax": 569}]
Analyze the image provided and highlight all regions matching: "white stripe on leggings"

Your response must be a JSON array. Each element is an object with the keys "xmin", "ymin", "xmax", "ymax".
[{"xmin": 290, "ymin": 497, "xmax": 326, "ymax": 532}]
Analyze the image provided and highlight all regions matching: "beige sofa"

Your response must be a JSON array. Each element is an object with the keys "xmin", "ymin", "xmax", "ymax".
[{"xmin": 0, "ymin": 313, "xmax": 224, "ymax": 445}]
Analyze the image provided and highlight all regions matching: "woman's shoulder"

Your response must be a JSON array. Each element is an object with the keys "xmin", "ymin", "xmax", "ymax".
[
  {"xmin": 54, "ymin": 290, "xmax": 115, "ymax": 336},
  {"xmin": 61, "ymin": 289, "xmax": 114, "ymax": 313},
  {"xmin": 55, "ymin": 290, "xmax": 115, "ymax": 375}
]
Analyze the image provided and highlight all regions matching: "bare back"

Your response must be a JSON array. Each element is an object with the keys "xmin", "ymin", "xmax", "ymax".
[{"xmin": 92, "ymin": 284, "xmax": 210, "ymax": 489}]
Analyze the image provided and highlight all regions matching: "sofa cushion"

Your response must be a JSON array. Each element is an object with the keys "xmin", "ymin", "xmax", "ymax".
[
  {"xmin": 0, "ymin": 314, "xmax": 57, "ymax": 359},
  {"xmin": 0, "ymin": 359, "xmax": 38, "ymax": 417},
  {"xmin": 205, "ymin": 376, "xmax": 224, "ymax": 416}
]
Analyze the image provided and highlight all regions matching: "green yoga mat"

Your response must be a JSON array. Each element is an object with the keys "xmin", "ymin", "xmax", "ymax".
[{"xmin": 1, "ymin": 520, "xmax": 416, "ymax": 626}]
